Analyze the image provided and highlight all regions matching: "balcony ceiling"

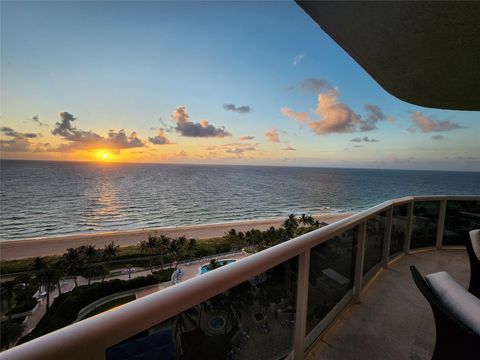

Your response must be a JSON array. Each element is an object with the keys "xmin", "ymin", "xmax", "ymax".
[{"xmin": 296, "ymin": 1, "xmax": 480, "ymax": 111}]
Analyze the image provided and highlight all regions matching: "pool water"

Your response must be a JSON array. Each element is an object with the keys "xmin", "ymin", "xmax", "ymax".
[
  {"xmin": 209, "ymin": 316, "xmax": 226, "ymax": 330},
  {"xmin": 200, "ymin": 259, "xmax": 236, "ymax": 274}
]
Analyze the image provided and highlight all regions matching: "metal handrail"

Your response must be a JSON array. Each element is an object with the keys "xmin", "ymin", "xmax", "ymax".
[{"xmin": 2, "ymin": 195, "xmax": 479, "ymax": 360}]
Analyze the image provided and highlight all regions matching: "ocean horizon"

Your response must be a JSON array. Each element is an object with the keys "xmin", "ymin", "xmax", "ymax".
[{"xmin": 1, "ymin": 159, "xmax": 479, "ymax": 240}]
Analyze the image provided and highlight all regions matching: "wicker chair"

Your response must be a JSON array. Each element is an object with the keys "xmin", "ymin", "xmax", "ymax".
[
  {"xmin": 465, "ymin": 229, "xmax": 480, "ymax": 298},
  {"xmin": 410, "ymin": 266, "xmax": 480, "ymax": 360}
]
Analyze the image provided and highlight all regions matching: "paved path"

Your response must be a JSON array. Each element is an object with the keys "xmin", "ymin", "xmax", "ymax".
[{"xmin": 18, "ymin": 250, "xmax": 248, "ymax": 341}]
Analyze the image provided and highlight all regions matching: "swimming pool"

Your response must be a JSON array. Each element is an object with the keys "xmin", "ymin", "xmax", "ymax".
[{"xmin": 200, "ymin": 259, "xmax": 236, "ymax": 274}]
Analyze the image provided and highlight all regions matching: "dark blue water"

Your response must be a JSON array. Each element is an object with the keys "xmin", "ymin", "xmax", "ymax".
[{"xmin": 1, "ymin": 160, "xmax": 479, "ymax": 240}]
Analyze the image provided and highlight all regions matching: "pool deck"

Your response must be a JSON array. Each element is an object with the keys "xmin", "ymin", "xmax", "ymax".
[{"xmin": 306, "ymin": 248, "xmax": 469, "ymax": 360}]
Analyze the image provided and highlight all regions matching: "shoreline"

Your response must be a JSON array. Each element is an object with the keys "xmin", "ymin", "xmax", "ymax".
[{"xmin": 0, "ymin": 213, "xmax": 352, "ymax": 261}]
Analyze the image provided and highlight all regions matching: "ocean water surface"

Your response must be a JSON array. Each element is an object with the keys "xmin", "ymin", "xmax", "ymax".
[{"xmin": 1, "ymin": 160, "xmax": 479, "ymax": 240}]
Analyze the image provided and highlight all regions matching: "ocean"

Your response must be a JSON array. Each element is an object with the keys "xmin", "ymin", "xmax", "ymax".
[{"xmin": 1, "ymin": 160, "xmax": 479, "ymax": 240}]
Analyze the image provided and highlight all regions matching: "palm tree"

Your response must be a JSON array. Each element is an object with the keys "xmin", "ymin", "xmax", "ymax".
[
  {"xmin": 52, "ymin": 261, "xmax": 65, "ymax": 296},
  {"xmin": 1, "ymin": 281, "xmax": 17, "ymax": 320},
  {"xmin": 284, "ymin": 214, "xmax": 299, "ymax": 239},
  {"xmin": 81, "ymin": 267, "xmax": 95, "ymax": 286},
  {"xmin": 138, "ymin": 236, "xmax": 159, "ymax": 273},
  {"xmin": 35, "ymin": 267, "xmax": 60, "ymax": 309},
  {"xmin": 103, "ymin": 241, "xmax": 119, "ymax": 262},
  {"xmin": 33, "ymin": 257, "xmax": 46, "ymax": 271},
  {"xmin": 168, "ymin": 238, "xmax": 187, "ymax": 269},
  {"xmin": 300, "ymin": 213, "xmax": 308, "ymax": 226},
  {"xmin": 63, "ymin": 248, "xmax": 82, "ymax": 288},
  {"xmin": 81, "ymin": 244, "xmax": 98, "ymax": 262}
]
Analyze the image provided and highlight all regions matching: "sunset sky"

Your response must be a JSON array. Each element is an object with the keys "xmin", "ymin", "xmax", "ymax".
[{"xmin": 1, "ymin": 1, "xmax": 479, "ymax": 171}]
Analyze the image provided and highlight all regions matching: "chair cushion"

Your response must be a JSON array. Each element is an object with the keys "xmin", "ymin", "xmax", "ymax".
[
  {"xmin": 470, "ymin": 229, "xmax": 480, "ymax": 261},
  {"xmin": 426, "ymin": 271, "xmax": 480, "ymax": 335}
]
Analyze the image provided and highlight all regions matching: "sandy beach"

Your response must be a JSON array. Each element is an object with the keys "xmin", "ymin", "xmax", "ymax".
[{"xmin": 0, "ymin": 213, "xmax": 352, "ymax": 261}]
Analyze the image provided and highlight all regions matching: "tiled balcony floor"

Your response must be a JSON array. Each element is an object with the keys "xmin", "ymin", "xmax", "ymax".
[{"xmin": 306, "ymin": 249, "xmax": 469, "ymax": 360}]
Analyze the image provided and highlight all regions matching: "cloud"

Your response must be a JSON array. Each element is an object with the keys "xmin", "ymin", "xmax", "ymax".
[
  {"xmin": 223, "ymin": 104, "xmax": 252, "ymax": 114},
  {"xmin": 0, "ymin": 138, "xmax": 31, "ymax": 152},
  {"xmin": 32, "ymin": 115, "xmax": 48, "ymax": 127},
  {"xmin": 172, "ymin": 106, "xmax": 231, "ymax": 138},
  {"xmin": 106, "ymin": 130, "xmax": 144, "ymax": 149},
  {"xmin": 280, "ymin": 108, "xmax": 311, "ymax": 123},
  {"xmin": 0, "ymin": 126, "xmax": 41, "ymax": 152},
  {"xmin": 148, "ymin": 129, "xmax": 171, "ymax": 145},
  {"xmin": 292, "ymin": 53, "xmax": 305, "ymax": 66},
  {"xmin": 361, "ymin": 104, "xmax": 387, "ymax": 131},
  {"xmin": 225, "ymin": 144, "xmax": 257, "ymax": 154},
  {"xmin": 350, "ymin": 136, "xmax": 379, "ymax": 143},
  {"xmin": 310, "ymin": 89, "xmax": 362, "ymax": 134},
  {"xmin": 0, "ymin": 126, "xmax": 39, "ymax": 139},
  {"xmin": 206, "ymin": 142, "xmax": 259, "ymax": 157},
  {"xmin": 52, "ymin": 112, "xmax": 103, "ymax": 143},
  {"xmin": 408, "ymin": 111, "xmax": 465, "ymax": 133},
  {"xmin": 431, "ymin": 135, "xmax": 445, "ymax": 141},
  {"xmin": 265, "ymin": 128, "xmax": 281, "ymax": 143},
  {"xmin": 288, "ymin": 77, "xmax": 331, "ymax": 93},
  {"xmin": 153, "ymin": 117, "xmax": 175, "ymax": 133},
  {"xmin": 282, "ymin": 88, "xmax": 390, "ymax": 135},
  {"xmin": 282, "ymin": 145, "xmax": 296, "ymax": 151},
  {"xmin": 51, "ymin": 112, "xmax": 146, "ymax": 151},
  {"xmin": 239, "ymin": 135, "xmax": 255, "ymax": 141}
]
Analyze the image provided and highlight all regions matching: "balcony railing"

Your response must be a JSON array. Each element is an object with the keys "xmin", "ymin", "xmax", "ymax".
[{"xmin": 2, "ymin": 195, "xmax": 479, "ymax": 360}]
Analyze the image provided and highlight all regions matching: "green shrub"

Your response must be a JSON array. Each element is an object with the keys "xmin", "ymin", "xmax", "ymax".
[
  {"xmin": 7, "ymin": 296, "xmax": 38, "ymax": 315},
  {"xmin": 19, "ymin": 274, "xmax": 161, "ymax": 344}
]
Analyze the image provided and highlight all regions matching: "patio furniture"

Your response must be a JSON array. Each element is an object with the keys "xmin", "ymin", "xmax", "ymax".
[
  {"xmin": 465, "ymin": 229, "xmax": 480, "ymax": 298},
  {"xmin": 410, "ymin": 266, "xmax": 480, "ymax": 359}
]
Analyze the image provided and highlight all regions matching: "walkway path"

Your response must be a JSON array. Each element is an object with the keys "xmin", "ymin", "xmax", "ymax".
[{"xmin": 19, "ymin": 249, "xmax": 248, "ymax": 340}]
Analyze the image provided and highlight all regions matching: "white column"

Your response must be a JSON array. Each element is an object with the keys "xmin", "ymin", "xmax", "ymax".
[
  {"xmin": 404, "ymin": 201, "xmax": 414, "ymax": 254},
  {"xmin": 294, "ymin": 249, "xmax": 310, "ymax": 360},
  {"xmin": 353, "ymin": 222, "xmax": 367, "ymax": 302},
  {"xmin": 436, "ymin": 200, "xmax": 447, "ymax": 249},
  {"xmin": 382, "ymin": 206, "xmax": 393, "ymax": 268}
]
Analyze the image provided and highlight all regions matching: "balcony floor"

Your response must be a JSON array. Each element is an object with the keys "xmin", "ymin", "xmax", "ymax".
[{"xmin": 306, "ymin": 248, "xmax": 469, "ymax": 360}]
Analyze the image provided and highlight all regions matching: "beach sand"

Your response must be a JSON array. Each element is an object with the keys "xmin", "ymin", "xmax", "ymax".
[{"xmin": 0, "ymin": 213, "xmax": 352, "ymax": 261}]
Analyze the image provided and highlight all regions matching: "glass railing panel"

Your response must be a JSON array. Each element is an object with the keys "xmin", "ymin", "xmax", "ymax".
[
  {"xmin": 106, "ymin": 256, "xmax": 298, "ymax": 360},
  {"xmin": 389, "ymin": 204, "xmax": 408, "ymax": 257},
  {"xmin": 411, "ymin": 201, "xmax": 440, "ymax": 249},
  {"xmin": 363, "ymin": 212, "xmax": 386, "ymax": 276},
  {"xmin": 443, "ymin": 200, "xmax": 480, "ymax": 245},
  {"xmin": 306, "ymin": 227, "xmax": 357, "ymax": 335}
]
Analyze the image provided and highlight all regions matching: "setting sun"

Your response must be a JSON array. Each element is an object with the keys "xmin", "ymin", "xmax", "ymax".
[{"xmin": 95, "ymin": 150, "xmax": 113, "ymax": 161}]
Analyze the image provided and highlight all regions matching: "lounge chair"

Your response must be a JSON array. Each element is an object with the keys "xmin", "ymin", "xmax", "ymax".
[
  {"xmin": 465, "ymin": 229, "xmax": 480, "ymax": 298},
  {"xmin": 410, "ymin": 266, "xmax": 480, "ymax": 359}
]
